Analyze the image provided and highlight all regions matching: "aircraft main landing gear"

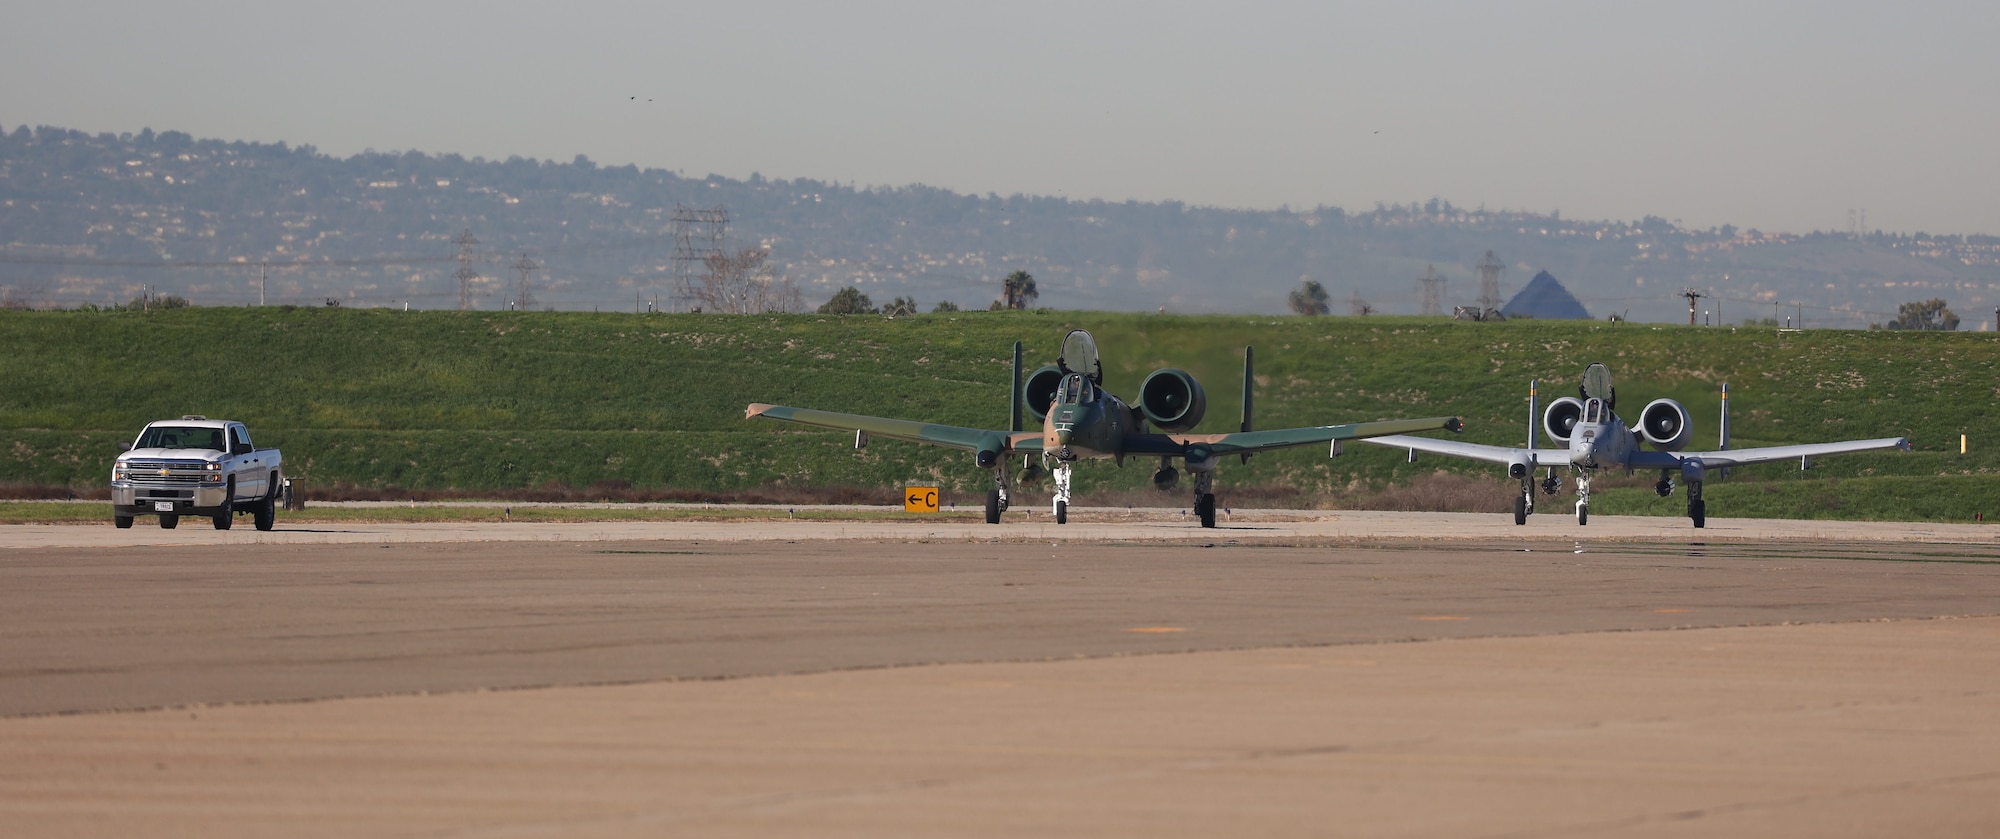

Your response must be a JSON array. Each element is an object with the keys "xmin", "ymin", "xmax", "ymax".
[
  {"xmin": 985, "ymin": 458, "xmax": 1013, "ymax": 524},
  {"xmin": 1687, "ymin": 480, "xmax": 1706, "ymax": 528},
  {"xmin": 1193, "ymin": 470, "xmax": 1216, "ymax": 528}
]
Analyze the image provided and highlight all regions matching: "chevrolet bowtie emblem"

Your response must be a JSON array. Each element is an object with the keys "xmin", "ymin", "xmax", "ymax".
[{"xmin": 158, "ymin": 469, "xmax": 171, "ymax": 476}]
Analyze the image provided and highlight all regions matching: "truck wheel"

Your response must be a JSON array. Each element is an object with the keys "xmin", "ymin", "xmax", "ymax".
[
  {"xmin": 115, "ymin": 515, "xmax": 133, "ymax": 529},
  {"xmin": 212, "ymin": 496, "xmax": 233, "ymax": 530},
  {"xmin": 254, "ymin": 485, "xmax": 276, "ymax": 531},
  {"xmin": 160, "ymin": 514, "xmax": 179, "ymax": 529}
]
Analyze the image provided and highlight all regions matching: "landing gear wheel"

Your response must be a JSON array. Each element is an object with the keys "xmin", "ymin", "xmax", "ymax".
[
  {"xmin": 1055, "ymin": 500, "xmax": 1068, "ymax": 525},
  {"xmin": 1690, "ymin": 498, "xmax": 1706, "ymax": 529},
  {"xmin": 1196, "ymin": 493, "xmax": 1216, "ymax": 529},
  {"xmin": 212, "ymin": 497, "xmax": 233, "ymax": 530},
  {"xmin": 1513, "ymin": 495, "xmax": 1527, "ymax": 526},
  {"xmin": 1576, "ymin": 503, "xmax": 1588, "ymax": 526},
  {"xmin": 159, "ymin": 514, "xmax": 179, "ymax": 529},
  {"xmin": 984, "ymin": 489, "xmax": 1002, "ymax": 524},
  {"xmin": 114, "ymin": 515, "xmax": 133, "ymax": 529}
]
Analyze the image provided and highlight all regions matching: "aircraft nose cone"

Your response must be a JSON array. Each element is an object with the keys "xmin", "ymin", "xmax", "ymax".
[
  {"xmin": 1055, "ymin": 427, "xmax": 1073, "ymax": 447},
  {"xmin": 1576, "ymin": 442, "xmax": 1596, "ymax": 467}
]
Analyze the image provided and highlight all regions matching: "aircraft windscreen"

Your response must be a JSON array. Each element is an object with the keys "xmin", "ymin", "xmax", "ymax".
[
  {"xmin": 1058, "ymin": 330, "xmax": 1102, "ymax": 384},
  {"xmin": 1580, "ymin": 363, "xmax": 1614, "ymax": 408},
  {"xmin": 136, "ymin": 426, "xmax": 225, "ymax": 451}
]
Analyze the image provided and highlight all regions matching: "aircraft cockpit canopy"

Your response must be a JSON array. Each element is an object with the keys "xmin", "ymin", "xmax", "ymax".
[
  {"xmin": 1579, "ymin": 362, "xmax": 1615, "ymax": 409},
  {"xmin": 1057, "ymin": 329, "xmax": 1103, "ymax": 384},
  {"xmin": 1582, "ymin": 398, "xmax": 1605, "ymax": 424}
]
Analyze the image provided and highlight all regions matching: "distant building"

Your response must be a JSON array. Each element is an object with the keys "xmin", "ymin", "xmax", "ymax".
[{"xmin": 1501, "ymin": 271, "xmax": 1591, "ymax": 320}]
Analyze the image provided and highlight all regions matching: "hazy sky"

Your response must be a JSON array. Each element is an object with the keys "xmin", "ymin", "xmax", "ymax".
[{"xmin": 6, "ymin": 1, "xmax": 1996, "ymax": 235}]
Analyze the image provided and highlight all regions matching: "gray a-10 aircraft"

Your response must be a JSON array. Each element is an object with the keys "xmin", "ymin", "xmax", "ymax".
[
  {"xmin": 1360, "ymin": 362, "xmax": 1909, "ymax": 527},
  {"xmin": 748, "ymin": 329, "xmax": 1462, "ymax": 527}
]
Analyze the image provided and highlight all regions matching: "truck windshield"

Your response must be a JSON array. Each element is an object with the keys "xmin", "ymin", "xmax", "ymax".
[{"xmin": 135, "ymin": 426, "xmax": 225, "ymax": 451}]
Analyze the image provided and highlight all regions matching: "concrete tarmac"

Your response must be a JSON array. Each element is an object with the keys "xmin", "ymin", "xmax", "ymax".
[
  {"xmin": 4, "ymin": 507, "xmax": 1997, "ymax": 549},
  {"xmin": 3, "ymin": 515, "xmax": 2000, "ymax": 836}
]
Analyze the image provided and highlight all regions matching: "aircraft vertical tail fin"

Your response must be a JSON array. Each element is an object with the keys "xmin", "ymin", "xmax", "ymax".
[
  {"xmin": 1718, "ymin": 381, "xmax": 1730, "ymax": 478},
  {"xmin": 1009, "ymin": 341, "xmax": 1023, "ymax": 433},
  {"xmin": 1239, "ymin": 345, "xmax": 1254, "ymax": 464},
  {"xmin": 1527, "ymin": 379, "xmax": 1538, "ymax": 452}
]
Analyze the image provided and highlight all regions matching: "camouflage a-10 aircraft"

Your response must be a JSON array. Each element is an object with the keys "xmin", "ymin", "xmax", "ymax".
[
  {"xmin": 747, "ymin": 329, "xmax": 1463, "ymax": 527},
  {"xmin": 1361, "ymin": 361, "xmax": 1910, "ymax": 527}
]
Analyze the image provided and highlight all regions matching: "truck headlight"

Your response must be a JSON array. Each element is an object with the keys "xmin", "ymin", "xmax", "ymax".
[
  {"xmin": 113, "ymin": 467, "xmax": 128, "ymax": 481},
  {"xmin": 203, "ymin": 472, "xmax": 223, "ymax": 483}
]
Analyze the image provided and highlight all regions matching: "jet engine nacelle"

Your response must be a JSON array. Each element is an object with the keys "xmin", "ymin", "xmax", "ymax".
[
  {"xmin": 1138, "ymin": 368, "xmax": 1207, "ymax": 433},
  {"xmin": 1542, "ymin": 396, "xmax": 1585, "ymax": 445},
  {"xmin": 1022, "ymin": 365, "xmax": 1064, "ymax": 421},
  {"xmin": 1638, "ymin": 398, "xmax": 1693, "ymax": 451}
]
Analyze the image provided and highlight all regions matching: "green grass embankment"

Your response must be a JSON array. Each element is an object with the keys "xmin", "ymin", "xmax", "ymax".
[{"xmin": 2, "ymin": 307, "xmax": 1996, "ymax": 520}]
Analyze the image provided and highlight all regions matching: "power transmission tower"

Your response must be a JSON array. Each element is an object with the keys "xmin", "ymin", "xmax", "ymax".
[
  {"xmin": 1474, "ymin": 250, "xmax": 1505, "ymax": 313},
  {"xmin": 1417, "ymin": 264, "xmax": 1446, "ymax": 317},
  {"xmin": 671, "ymin": 205, "xmax": 728, "ymax": 311},
  {"xmin": 453, "ymin": 230, "xmax": 480, "ymax": 310},
  {"xmin": 1683, "ymin": 288, "xmax": 1705, "ymax": 326},
  {"xmin": 511, "ymin": 252, "xmax": 540, "ymax": 311}
]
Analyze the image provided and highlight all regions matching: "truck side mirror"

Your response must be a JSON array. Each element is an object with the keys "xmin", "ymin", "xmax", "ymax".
[
  {"xmin": 232, "ymin": 442, "xmax": 253, "ymax": 455},
  {"xmin": 118, "ymin": 442, "xmax": 131, "ymax": 452}
]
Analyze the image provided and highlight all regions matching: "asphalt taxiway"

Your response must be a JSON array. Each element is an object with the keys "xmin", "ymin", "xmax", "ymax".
[{"xmin": 3, "ymin": 514, "xmax": 1998, "ymax": 836}]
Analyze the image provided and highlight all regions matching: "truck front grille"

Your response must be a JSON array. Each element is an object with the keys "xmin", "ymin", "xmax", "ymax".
[{"xmin": 123, "ymin": 460, "xmax": 210, "ymax": 485}]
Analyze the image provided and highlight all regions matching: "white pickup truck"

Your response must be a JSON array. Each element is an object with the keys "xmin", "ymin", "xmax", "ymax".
[{"xmin": 111, "ymin": 416, "xmax": 283, "ymax": 530}]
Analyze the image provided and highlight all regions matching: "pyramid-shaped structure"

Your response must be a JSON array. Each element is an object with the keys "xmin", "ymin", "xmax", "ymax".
[{"xmin": 1501, "ymin": 270, "xmax": 1591, "ymax": 320}]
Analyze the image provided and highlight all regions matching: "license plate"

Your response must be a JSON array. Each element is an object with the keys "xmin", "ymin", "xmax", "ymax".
[{"xmin": 153, "ymin": 501, "xmax": 175, "ymax": 512}]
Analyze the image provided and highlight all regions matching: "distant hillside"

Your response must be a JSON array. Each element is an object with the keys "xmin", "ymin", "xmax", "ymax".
[{"xmin": 4, "ymin": 124, "xmax": 1998, "ymax": 326}]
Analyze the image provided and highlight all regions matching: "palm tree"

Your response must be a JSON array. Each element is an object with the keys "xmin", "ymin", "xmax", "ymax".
[{"xmin": 999, "ymin": 270, "xmax": 1039, "ymax": 310}]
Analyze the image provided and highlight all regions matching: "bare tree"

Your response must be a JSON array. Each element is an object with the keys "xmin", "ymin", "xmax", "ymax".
[
  {"xmin": 1347, "ymin": 290, "xmax": 1374, "ymax": 316},
  {"xmin": 691, "ymin": 247, "xmax": 805, "ymax": 314}
]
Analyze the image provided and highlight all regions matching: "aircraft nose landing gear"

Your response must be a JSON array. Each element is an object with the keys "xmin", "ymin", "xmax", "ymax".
[{"xmin": 1052, "ymin": 458, "xmax": 1073, "ymax": 524}]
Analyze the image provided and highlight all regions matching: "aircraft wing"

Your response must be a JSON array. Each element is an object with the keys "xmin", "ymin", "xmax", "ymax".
[
  {"xmin": 1667, "ymin": 437, "xmax": 1910, "ymax": 469},
  {"xmin": 1124, "ymin": 416, "xmax": 1464, "ymax": 457},
  {"xmin": 1358, "ymin": 434, "xmax": 1580, "ymax": 467},
  {"xmin": 745, "ymin": 404, "xmax": 1043, "ymax": 454}
]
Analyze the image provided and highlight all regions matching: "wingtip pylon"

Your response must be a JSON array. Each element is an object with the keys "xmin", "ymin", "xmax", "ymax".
[{"xmin": 746, "ymin": 403, "xmax": 773, "ymax": 419}]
